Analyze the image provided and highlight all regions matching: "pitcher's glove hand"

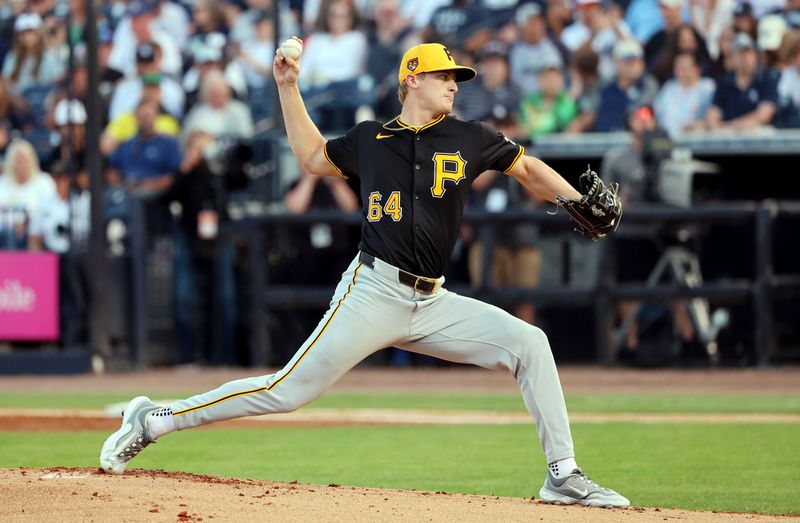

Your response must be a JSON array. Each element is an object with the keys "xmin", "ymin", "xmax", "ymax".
[{"xmin": 555, "ymin": 166, "xmax": 622, "ymax": 241}]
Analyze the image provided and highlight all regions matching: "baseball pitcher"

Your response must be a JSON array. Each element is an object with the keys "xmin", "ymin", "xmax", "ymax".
[{"xmin": 100, "ymin": 40, "xmax": 626, "ymax": 507}]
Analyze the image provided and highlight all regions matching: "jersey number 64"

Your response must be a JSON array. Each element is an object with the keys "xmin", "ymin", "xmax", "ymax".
[{"xmin": 367, "ymin": 191, "xmax": 403, "ymax": 222}]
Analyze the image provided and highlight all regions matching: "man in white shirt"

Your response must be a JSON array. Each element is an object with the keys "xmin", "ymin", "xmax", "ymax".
[
  {"xmin": 509, "ymin": 3, "xmax": 565, "ymax": 96},
  {"xmin": 109, "ymin": 42, "xmax": 185, "ymax": 120},
  {"xmin": 108, "ymin": 0, "xmax": 183, "ymax": 78}
]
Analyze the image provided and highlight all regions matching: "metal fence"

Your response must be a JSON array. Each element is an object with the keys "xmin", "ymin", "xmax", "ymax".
[{"xmin": 183, "ymin": 200, "xmax": 800, "ymax": 368}]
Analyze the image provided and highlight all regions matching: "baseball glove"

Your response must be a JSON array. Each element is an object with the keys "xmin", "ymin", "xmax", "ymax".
[{"xmin": 555, "ymin": 166, "xmax": 622, "ymax": 241}]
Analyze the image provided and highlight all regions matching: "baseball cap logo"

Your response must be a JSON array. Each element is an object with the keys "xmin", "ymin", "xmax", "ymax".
[
  {"xmin": 407, "ymin": 57, "xmax": 418, "ymax": 72},
  {"xmin": 443, "ymin": 47, "xmax": 454, "ymax": 62}
]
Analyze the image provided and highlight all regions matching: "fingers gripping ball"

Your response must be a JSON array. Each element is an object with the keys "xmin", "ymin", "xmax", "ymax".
[
  {"xmin": 555, "ymin": 166, "xmax": 623, "ymax": 241},
  {"xmin": 280, "ymin": 38, "xmax": 303, "ymax": 60}
]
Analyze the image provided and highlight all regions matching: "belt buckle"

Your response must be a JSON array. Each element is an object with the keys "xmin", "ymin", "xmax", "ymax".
[{"xmin": 414, "ymin": 276, "xmax": 437, "ymax": 294}]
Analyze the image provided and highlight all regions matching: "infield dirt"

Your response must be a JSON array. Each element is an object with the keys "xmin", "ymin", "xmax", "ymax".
[{"xmin": 2, "ymin": 467, "xmax": 797, "ymax": 523}]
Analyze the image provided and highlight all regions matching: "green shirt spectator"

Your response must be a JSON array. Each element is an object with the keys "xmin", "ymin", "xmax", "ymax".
[{"xmin": 519, "ymin": 62, "xmax": 577, "ymax": 138}]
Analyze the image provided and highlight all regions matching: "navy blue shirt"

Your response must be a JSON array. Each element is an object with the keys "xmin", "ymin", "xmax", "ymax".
[
  {"xmin": 109, "ymin": 134, "xmax": 182, "ymax": 182},
  {"xmin": 712, "ymin": 68, "xmax": 780, "ymax": 122},
  {"xmin": 593, "ymin": 75, "xmax": 659, "ymax": 132}
]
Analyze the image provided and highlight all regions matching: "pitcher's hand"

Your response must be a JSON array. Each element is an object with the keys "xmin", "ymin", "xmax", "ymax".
[{"xmin": 273, "ymin": 37, "xmax": 302, "ymax": 88}]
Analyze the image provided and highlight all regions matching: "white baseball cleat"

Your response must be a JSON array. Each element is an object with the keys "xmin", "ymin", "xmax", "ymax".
[
  {"xmin": 539, "ymin": 467, "xmax": 630, "ymax": 508},
  {"xmin": 99, "ymin": 396, "xmax": 159, "ymax": 475}
]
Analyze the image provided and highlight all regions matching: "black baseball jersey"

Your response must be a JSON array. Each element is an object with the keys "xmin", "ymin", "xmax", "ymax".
[{"xmin": 324, "ymin": 115, "xmax": 524, "ymax": 278}]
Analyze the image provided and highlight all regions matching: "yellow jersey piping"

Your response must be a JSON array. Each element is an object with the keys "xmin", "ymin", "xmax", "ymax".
[
  {"xmin": 503, "ymin": 145, "xmax": 525, "ymax": 173},
  {"xmin": 322, "ymin": 142, "xmax": 348, "ymax": 179},
  {"xmin": 385, "ymin": 114, "xmax": 446, "ymax": 134},
  {"xmin": 173, "ymin": 263, "xmax": 363, "ymax": 417},
  {"xmin": 266, "ymin": 262, "xmax": 362, "ymax": 392}
]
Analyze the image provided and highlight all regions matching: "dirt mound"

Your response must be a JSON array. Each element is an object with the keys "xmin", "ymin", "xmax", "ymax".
[{"xmin": 1, "ymin": 467, "xmax": 793, "ymax": 522}]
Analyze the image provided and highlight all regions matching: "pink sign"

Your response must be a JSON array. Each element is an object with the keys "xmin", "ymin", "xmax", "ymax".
[{"xmin": 0, "ymin": 252, "xmax": 59, "ymax": 340}]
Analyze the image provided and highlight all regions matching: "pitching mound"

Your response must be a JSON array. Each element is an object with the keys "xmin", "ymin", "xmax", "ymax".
[{"xmin": 1, "ymin": 468, "xmax": 791, "ymax": 522}]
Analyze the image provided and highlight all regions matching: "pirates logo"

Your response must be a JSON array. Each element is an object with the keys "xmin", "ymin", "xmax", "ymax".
[{"xmin": 407, "ymin": 57, "xmax": 418, "ymax": 72}]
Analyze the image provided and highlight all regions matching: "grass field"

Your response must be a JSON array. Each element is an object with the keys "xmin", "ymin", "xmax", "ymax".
[
  {"xmin": 2, "ymin": 392, "xmax": 800, "ymax": 413},
  {"xmin": 1, "ymin": 391, "xmax": 799, "ymax": 515}
]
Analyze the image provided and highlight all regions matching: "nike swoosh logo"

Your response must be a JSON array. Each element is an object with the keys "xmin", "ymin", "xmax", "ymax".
[
  {"xmin": 565, "ymin": 485, "xmax": 589, "ymax": 497},
  {"xmin": 376, "ymin": 133, "xmax": 394, "ymax": 140}
]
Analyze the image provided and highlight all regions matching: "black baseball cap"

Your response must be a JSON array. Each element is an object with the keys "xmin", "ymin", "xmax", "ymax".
[
  {"xmin": 734, "ymin": 1, "xmax": 754, "ymax": 17},
  {"xmin": 476, "ymin": 40, "xmax": 509, "ymax": 61}
]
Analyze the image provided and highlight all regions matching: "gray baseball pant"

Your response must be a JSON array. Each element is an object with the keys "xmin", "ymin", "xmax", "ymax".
[{"xmin": 170, "ymin": 253, "xmax": 575, "ymax": 463}]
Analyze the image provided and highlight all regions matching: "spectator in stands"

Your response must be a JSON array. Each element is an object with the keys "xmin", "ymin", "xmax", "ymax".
[
  {"xmin": 651, "ymin": 23, "xmax": 712, "ymax": 84},
  {"xmin": 365, "ymin": 0, "xmax": 415, "ymax": 122},
  {"xmin": 182, "ymin": 70, "xmax": 254, "ymax": 142},
  {"xmin": 509, "ymin": 2, "xmax": 566, "ymax": 96},
  {"xmin": 2, "ymin": 12, "xmax": 65, "ymax": 94},
  {"xmin": 101, "ymin": 78, "xmax": 181, "ymax": 156},
  {"xmin": 398, "ymin": 0, "xmax": 451, "ymax": 32},
  {"xmin": 189, "ymin": 0, "xmax": 229, "ymax": 48},
  {"xmin": 711, "ymin": 25, "xmax": 737, "ymax": 78},
  {"xmin": 182, "ymin": 35, "xmax": 248, "ymax": 109},
  {"xmin": 786, "ymin": 0, "xmax": 800, "ymax": 29},
  {"xmin": 705, "ymin": 33, "xmax": 780, "ymax": 131},
  {"xmin": 109, "ymin": 42, "xmax": 185, "ymax": 121},
  {"xmin": 0, "ymin": 75, "xmax": 30, "ymax": 131},
  {"xmin": 593, "ymin": 39, "xmax": 659, "ymax": 132},
  {"xmin": 560, "ymin": 0, "xmax": 631, "ymax": 83},
  {"xmin": 28, "ymin": 160, "xmax": 91, "ymax": 346},
  {"xmin": 565, "ymin": 43, "xmax": 601, "ymax": 133},
  {"xmin": 423, "ymin": 0, "xmax": 491, "ymax": 53},
  {"xmin": 299, "ymin": 0, "xmax": 368, "ymax": 131},
  {"xmin": 28, "ymin": 159, "xmax": 89, "ymax": 255},
  {"xmin": 519, "ymin": 53, "xmax": 577, "ymax": 139},
  {"xmin": 50, "ymin": 98, "xmax": 87, "ymax": 172},
  {"xmin": 689, "ymin": 0, "xmax": 734, "ymax": 61},
  {"xmin": 455, "ymin": 40, "xmax": 521, "ymax": 124},
  {"xmin": 758, "ymin": 14, "xmax": 788, "ymax": 68},
  {"xmin": 153, "ymin": 0, "xmax": 191, "ymax": 49},
  {"xmin": 733, "ymin": 2, "xmax": 757, "ymax": 40},
  {"xmin": 654, "ymin": 52, "xmax": 715, "ymax": 136},
  {"xmin": 232, "ymin": 0, "xmax": 298, "ymax": 45},
  {"xmin": 775, "ymin": 30, "xmax": 800, "ymax": 127},
  {"xmin": 467, "ymin": 169, "xmax": 543, "ymax": 326},
  {"xmin": 235, "ymin": 10, "xmax": 274, "ymax": 124},
  {"xmin": 169, "ymin": 131, "xmax": 238, "ymax": 365},
  {"xmin": 108, "ymin": 0, "xmax": 182, "ymax": 78},
  {"xmin": 643, "ymin": 0, "xmax": 684, "ymax": 70},
  {"xmin": 107, "ymin": 99, "xmax": 180, "ymax": 195},
  {"xmin": 0, "ymin": 138, "xmax": 56, "ymax": 249}
]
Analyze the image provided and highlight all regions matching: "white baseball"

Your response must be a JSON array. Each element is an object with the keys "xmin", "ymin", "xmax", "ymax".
[{"xmin": 280, "ymin": 38, "xmax": 303, "ymax": 60}]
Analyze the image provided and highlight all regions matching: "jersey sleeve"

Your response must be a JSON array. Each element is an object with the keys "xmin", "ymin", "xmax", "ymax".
[
  {"xmin": 323, "ymin": 122, "xmax": 364, "ymax": 179},
  {"xmin": 478, "ymin": 122, "xmax": 525, "ymax": 174}
]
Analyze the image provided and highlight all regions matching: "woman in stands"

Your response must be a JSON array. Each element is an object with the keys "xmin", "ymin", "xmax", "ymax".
[
  {"xmin": 298, "ymin": 0, "xmax": 368, "ymax": 131},
  {"xmin": 0, "ymin": 139, "xmax": 56, "ymax": 250},
  {"xmin": 2, "ymin": 12, "xmax": 66, "ymax": 94}
]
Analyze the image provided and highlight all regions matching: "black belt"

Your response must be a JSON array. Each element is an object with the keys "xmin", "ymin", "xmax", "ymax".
[{"xmin": 358, "ymin": 252, "xmax": 439, "ymax": 294}]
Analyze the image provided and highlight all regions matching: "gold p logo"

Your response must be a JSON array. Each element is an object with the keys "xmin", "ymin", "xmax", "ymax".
[{"xmin": 431, "ymin": 152, "xmax": 467, "ymax": 198}]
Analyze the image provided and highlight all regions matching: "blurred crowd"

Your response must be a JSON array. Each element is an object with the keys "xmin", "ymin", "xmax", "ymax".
[{"xmin": 0, "ymin": 0, "xmax": 798, "ymax": 363}]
